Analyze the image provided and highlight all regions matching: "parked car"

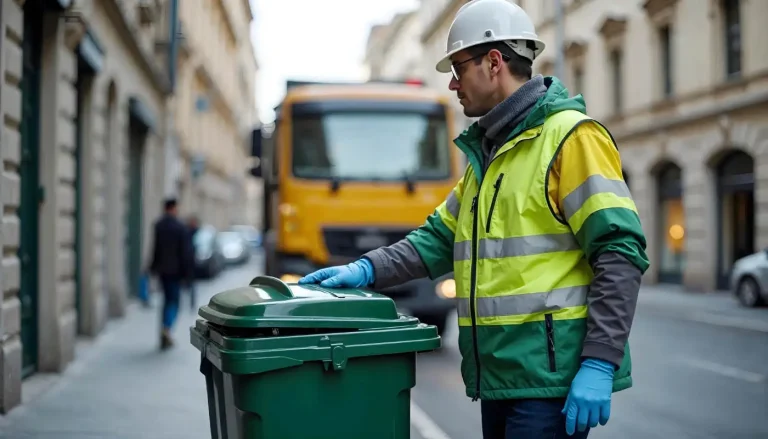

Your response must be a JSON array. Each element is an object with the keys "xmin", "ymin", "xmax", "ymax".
[
  {"xmin": 230, "ymin": 224, "xmax": 262, "ymax": 248},
  {"xmin": 193, "ymin": 225, "xmax": 225, "ymax": 278},
  {"xmin": 729, "ymin": 248, "xmax": 768, "ymax": 307},
  {"xmin": 217, "ymin": 231, "xmax": 251, "ymax": 265}
]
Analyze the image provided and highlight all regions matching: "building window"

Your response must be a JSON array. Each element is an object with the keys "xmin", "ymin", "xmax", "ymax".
[
  {"xmin": 610, "ymin": 49, "xmax": 623, "ymax": 113},
  {"xmin": 723, "ymin": 0, "xmax": 741, "ymax": 78},
  {"xmin": 659, "ymin": 25, "xmax": 673, "ymax": 98},
  {"xmin": 657, "ymin": 163, "xmax": 684, "ymax": 283}
]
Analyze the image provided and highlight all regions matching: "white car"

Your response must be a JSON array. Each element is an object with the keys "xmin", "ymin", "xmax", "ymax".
[{"xmin": 730, "ymin": 249, "xmax": 768, "ymax": 307}]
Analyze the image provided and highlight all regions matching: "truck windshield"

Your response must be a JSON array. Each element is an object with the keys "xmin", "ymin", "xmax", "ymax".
[{"xmin": 291, "ymin": 111, "xmax": 451, "ymax": 181}]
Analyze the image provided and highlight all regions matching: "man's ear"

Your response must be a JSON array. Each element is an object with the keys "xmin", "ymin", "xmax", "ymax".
[{"xmin": 488, "ymin": 49, "xmax": 503, "ymax": 75}]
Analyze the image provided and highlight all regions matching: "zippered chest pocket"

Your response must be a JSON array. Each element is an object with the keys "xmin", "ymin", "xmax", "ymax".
[{"xmin": 485, "ymin": 173, "xmax": 505, "ymax": 233}]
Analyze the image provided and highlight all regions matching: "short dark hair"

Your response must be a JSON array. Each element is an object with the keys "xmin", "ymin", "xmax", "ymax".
[
  {"xmin": 164, "ymin": 198, "xmax": 178, "ymax": 211},
  {"xmin": 466, "ymin": 41, "xmax": 534, "ymax": 81}
]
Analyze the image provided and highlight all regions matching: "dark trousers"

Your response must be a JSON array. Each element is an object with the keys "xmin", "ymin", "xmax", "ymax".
[
  {"xmin": 481, "ymin": 398, "xmax": 590, "ymax": 439},
  {"xmin": 159, "ymin": 275, "xmax": 181, "ymax": 330}
]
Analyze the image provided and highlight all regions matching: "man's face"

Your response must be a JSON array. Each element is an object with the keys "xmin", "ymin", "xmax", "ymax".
[{"xmin": 448, "ymin": 49, "xmax": 497, "ymax": 118}]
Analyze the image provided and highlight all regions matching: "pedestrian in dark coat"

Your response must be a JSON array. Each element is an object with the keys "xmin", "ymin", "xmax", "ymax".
[{"xmin": 149, "ymin": 198, "xmax": 193, "ymax": 350}]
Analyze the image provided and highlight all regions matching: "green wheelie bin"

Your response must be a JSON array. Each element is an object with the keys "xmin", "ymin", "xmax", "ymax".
[{"xmin": 190, "ymin": 275, "xmax": 441, "ymax": 439}]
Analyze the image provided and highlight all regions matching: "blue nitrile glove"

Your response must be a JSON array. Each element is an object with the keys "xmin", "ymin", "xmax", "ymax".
[
  {"xmin": 297, "ymin": 258, "xmax": 375, "ymax": 288},
  {"xmin": 562, "ymin": 358, "xmax": 615, "ymax": 435}
]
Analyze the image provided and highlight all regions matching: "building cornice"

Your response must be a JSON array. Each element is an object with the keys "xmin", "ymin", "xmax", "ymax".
[
  {"xmin": 240, "ymin": 0, "xmax": 253, "ymax": 21},
  {"xmin": 643, "ymin": 0, "xmax": 679, "ymax": 19},
  {"xmin": 217, "ymin": 0, "xmax": 239, "ymax": 45},
  {"xmin": 598, "ymin": 16, "xmax": 628, "ymax": 39}
]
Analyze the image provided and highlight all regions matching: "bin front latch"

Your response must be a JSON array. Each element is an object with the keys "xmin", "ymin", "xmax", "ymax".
[{"xmin": 324, "ymin": 342, "xmax": 347, "ymax": 371}]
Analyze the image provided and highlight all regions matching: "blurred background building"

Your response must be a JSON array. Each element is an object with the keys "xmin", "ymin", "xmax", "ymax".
[
  {"xmin": 0, "ymin": 0, "xmax": 260, "ymax": 413},
  {"xmin": 170, "ymin": 0, "xmax": 259, "ymax": 230},
  {"xmin": 367, "ymin": 0, "xmax": 768, "ymax": 292}
]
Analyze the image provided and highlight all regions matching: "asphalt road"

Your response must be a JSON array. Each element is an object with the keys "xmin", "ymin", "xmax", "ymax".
[{"xmin": 410, "ymin": 296, "xmax": 768, "ymax": 439}]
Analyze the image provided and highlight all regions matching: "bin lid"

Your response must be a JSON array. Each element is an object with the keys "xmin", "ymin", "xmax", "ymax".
[{"xmin": 197, "ymin": 276, "xmax": 415, "ymax": 329}]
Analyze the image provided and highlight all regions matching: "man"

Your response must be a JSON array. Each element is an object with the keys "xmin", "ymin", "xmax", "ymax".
[
  {"xmin": 149, "ymin": 198, "xmax": 194, "ymax": 350},
  {"xmin": 299, "ymin": 1, "xmax": 648, "ymax": 437}
]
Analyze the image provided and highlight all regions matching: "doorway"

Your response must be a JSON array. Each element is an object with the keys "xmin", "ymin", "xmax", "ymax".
[
  {"xmin": 19, "ymin": 0, "xmax": 44, "ymax": 377},
  {"xmin": 74, "ymin": 57, "xmax": 95, "ymax": 332},
  {"xmin": 716, "ymin": 151, "xmax": 755, "ymax": 290},
  {"xmin": 126, "ymin": 117, "xmax": 147, "ymax": 298}
]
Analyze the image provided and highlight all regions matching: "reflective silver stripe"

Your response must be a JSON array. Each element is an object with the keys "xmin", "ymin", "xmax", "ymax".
[
  {"xmin": 562, "ymin": 174, "xmax": 631, "ymax": 221},
  {"xmin": 445, "ymin": 190, "xmax": 461, "ymax": 218},
  {"xmin": 457, "ymin": 285, "xmax": 588, "ymax": 319},
  {"xmin": 454, "ymin": 240, "xmax": 471, "ymax": 261},
  {"xmin": 453, "ymin": 233, "xmax": 580, "ymax": 261}
]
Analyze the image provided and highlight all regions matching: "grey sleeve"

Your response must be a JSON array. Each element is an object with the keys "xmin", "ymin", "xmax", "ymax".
[
  {"xmin": 362, "ymin": 239, "xmax": 429, "ymax": 290},
  {"xmin": 581, "ymin": 251, "xmax": 642, "ymax": 368}
]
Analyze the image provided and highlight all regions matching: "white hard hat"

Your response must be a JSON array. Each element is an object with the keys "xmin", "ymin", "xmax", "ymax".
[{"xmin": 436, "ymin": 0, "xmax": 545, "ymax": 73}]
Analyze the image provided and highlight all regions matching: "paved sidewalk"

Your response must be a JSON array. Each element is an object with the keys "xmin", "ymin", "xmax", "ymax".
[{"xmin": 0, "ymin": 265, "xmax": 257, "ymax": 439}]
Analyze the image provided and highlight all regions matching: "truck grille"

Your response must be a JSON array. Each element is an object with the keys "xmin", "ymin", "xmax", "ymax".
[{"xmin": 322, "ymin": 227, "xmax": 411, "ymax": 258}]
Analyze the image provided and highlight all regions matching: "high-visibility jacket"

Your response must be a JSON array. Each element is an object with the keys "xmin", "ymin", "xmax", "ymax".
[{"xmin": 406, "ymin": 78, "xmax": 647, "ymax": 400}]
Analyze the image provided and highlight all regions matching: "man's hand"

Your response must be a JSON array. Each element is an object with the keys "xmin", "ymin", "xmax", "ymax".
[
  {"xmin": 298, "ymin": 258, "xmax": 375, "ymax": 288},
  {"xmin": 562, "ymin": 358, "xmax": 615, "ymax": 435}
]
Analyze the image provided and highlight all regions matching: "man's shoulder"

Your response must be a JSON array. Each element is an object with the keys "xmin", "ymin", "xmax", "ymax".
[
  {"xmin": 156, "ymin": 216, "xmax": 186, "ymax": 231},
  {"xmin": 543, "ymin": 110, "xmax": 593, "ymax": 130}
]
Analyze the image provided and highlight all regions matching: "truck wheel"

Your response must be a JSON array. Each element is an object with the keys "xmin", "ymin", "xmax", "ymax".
[{"xmin": 416, "ymin": 313, "xmax": 448, "ymax": 336}]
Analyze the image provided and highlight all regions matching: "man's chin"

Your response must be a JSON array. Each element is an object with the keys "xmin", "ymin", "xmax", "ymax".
[{"xmin": 463, "ymin": 108, "xmax": 482, "ymax": 118}]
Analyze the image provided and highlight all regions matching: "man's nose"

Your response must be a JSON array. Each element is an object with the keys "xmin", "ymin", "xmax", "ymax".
[{"xmin": 449, "ymin": 77, "xmax": 460, "ymax": 91}]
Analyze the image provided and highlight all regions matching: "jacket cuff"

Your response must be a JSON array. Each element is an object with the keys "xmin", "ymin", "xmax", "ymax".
[
  {"xmin": 361, "ymin": 250, "xmax": 392, "ymax": 289},
  {"xmin": 581, "ymin": 341, "xmax": 624, "ymax": 369}
]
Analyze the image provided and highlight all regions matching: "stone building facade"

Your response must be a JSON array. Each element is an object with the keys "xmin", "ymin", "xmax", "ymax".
[
  {"xmin": 170, "ymin": 0, "xmax": 259, "ymax": 230},
  {"xmin": 527, "ymin": 0, "xmax": 768, "ymax": 291},
  {"xmin": 0, "ymin": 0, "xmax": 172, "ymax": 413}
]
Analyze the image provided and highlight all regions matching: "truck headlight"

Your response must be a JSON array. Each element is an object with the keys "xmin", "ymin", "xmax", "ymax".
[
  {"xmin": 436, "ymin": 279, "xmax": 456, "ymax": 299},
  {"xmin": 280, "ymin": 274, "xmax": 301, "ymax": 283}
]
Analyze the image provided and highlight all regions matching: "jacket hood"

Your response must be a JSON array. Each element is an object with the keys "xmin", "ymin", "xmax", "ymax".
[{"xmin": 454, "ymin": 76, "xmax": 586, "ymax": 182}]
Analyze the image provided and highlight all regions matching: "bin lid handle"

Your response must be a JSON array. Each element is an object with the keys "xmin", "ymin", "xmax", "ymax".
[{"xmin": 249, "ymin": 275, "xmax": 294, "ymax": 298}]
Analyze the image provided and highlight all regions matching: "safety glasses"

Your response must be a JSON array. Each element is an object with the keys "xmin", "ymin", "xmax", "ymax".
[
  {"xmin": 450, "ymin": 52, "xmax": 511, "ymax": 81},
  {"xmin": 450, "ymin": 54, "xmax": 485, "ymax": 81}
]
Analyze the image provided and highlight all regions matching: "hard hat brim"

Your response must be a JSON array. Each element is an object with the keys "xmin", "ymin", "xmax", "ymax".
[{"xmin": 435, "ymin": 54, "xmax": 456, "ymax": 74}]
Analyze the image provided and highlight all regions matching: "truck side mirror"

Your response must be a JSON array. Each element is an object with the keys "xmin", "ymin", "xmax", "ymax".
[
  {"xmin": 249, "ymin": 128, "xmax": 263, "ymax": 178},
  {"xmin": 250, "ymin": 128, "xmax": 262, "ymax": 158}
]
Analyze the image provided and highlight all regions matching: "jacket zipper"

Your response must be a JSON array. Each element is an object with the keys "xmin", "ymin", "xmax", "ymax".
[
  {"xmin": 466, "ymin": 133, "xmax": 541, "ymax": 400},
  {"xmin": 545, "ymin": 313, "xmax": 557, "ymax": 372},
  {"xmin": 470, "ymin": 195, "xmax": 482, "ymax": 401},
  {"xmin": 485, "ymin": 173, "xmax": 505, "ymax": 233}
]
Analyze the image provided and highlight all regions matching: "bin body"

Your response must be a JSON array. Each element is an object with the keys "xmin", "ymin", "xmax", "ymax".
[{"xmin": 191, "ymin": 276, "xmax": 441, "ymax": 439}]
